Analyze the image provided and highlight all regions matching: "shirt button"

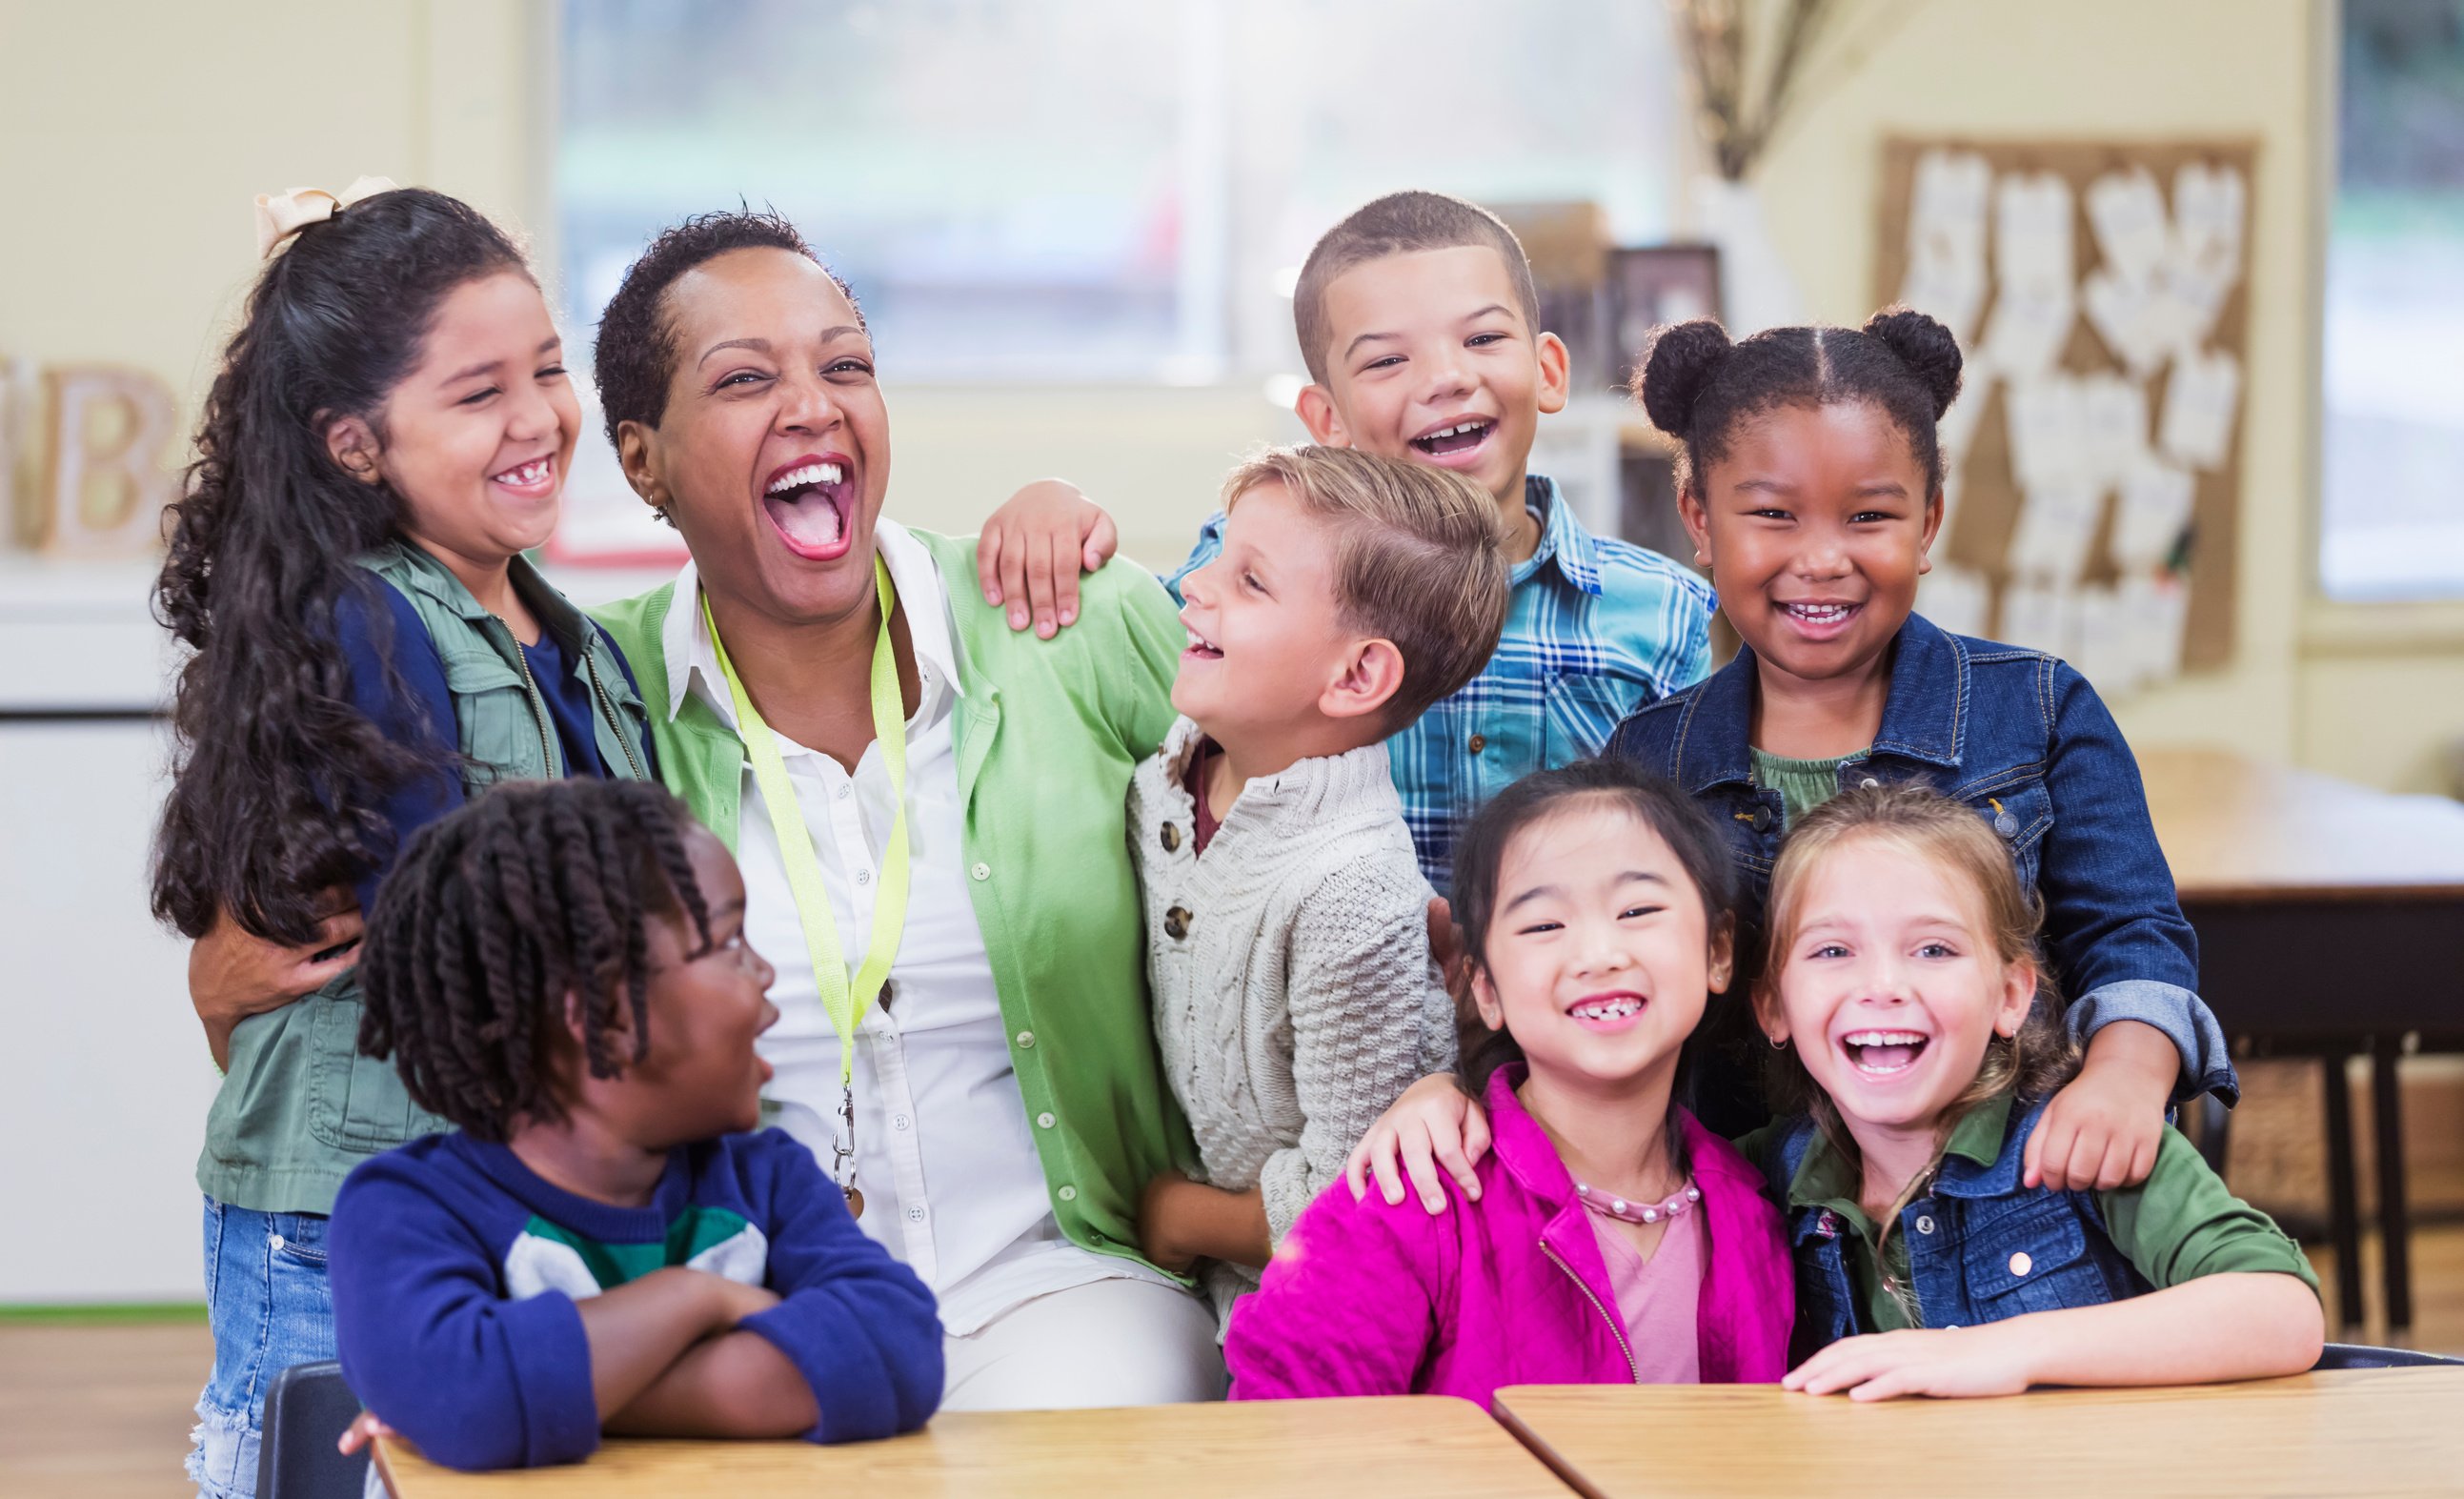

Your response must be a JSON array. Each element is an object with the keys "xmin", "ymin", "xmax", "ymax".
[
  {"xmin": 836, "ymin": 783, "xmax": 853, "ymax": 800},
  {"xmin": 2009, "ymin": 1250, "xmax": 2033, "ymax": 1277},
  {"xmin": 1915, "ymin": 1215, "xmax": 1935, "ymax": 1235},
  {"xmin": 893, "ymin": 1113, "xmax": 911, "ymax": 1131},
  {"xmin": 1057, "ymin": 1185, "xmax": 1078, "ymax": 1203},
  {"xmin": 1016, "ymin": 1030, "xmax": 1035, "ymax": 1049},
  {"xmin": 1037, "ymin": 1112, "xmax": 1056, "ymax": 1129},
  {"xmin": 855, "ymin": 867, "xmax": 872, "ymax": 886},
  {"xmin": 906, "ymin": 1205, "xmax": 926, "ymax": 1224},
  {"xmin": 1468, "ymin": 733, "xmax": 1487, "ymax": 755},
  {"xmin": 972, "ymin": 861, "xmax": 991, "ymax": 881}
]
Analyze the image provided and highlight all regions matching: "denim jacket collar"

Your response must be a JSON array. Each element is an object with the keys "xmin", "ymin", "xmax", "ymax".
[
  {"xmin": 1673, "ymin": 611, "xmax": 1969, "ymax": 796},
  {"xmin": 373, "ymin": 539, "xmax": 596, "ymax": 658},
  {"xmin": 1783, "ymin": 1089, "xmax": 2023, "ymax": 1247}
]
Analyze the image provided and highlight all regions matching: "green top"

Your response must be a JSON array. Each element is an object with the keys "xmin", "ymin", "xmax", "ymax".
[
  {"xmin": 1739, "ymin": 1091, "xmax": 2317, "ymax": 1331},
  {"xmin": 589, "ymin": 527, "xmax": 1199, "ymax": 1281},
  {"xmin": 1748, "ymin": 746, "xmax": 1867, "ymax": 829},
  {"xmin": 198, "ymin": 543, "xmax": 652, "ymax": 1215}
]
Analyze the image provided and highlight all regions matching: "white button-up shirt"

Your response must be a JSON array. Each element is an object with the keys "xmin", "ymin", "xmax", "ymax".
[{"xmin": 660, "ymin": 519, "xmax": 1175, "ymax": 1334}]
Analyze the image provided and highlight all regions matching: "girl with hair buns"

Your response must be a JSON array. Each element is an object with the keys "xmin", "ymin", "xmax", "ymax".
[{"xmin": 1349, "ymin": 309, "xmax": 2230, "ymax": 1235}]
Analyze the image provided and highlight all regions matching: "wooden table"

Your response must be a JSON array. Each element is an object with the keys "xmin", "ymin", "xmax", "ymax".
[
  {"xmin": 1494, "ymin": 1368, "xmax": 2464, "ymax": 1498},
  {"xmin": 2141, "ymin": 748, "xmax": 2464, "ymax": 1336},
  {"xmin": 374, "ymin": 1395, "xmax": 1575, "ymax": 1497}
]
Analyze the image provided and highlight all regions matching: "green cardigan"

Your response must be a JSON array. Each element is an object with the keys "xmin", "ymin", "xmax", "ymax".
[{"xmin": 589, "ymin": 528, "xmax": 1197, "ymax": 1278}]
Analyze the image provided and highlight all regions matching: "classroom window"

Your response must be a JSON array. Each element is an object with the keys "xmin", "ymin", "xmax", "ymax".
[
  {"xmin": 2320, "ymin": 0, "xmax": 2464, "ymax": 599},
  {"xmin": 555, "ymin": 0, "xmax": 1682, "ymax": 386}
]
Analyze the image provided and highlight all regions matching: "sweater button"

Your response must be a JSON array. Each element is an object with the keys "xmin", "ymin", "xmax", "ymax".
[
  {"xmin": 972, "ymin": 861, "xmax": 991, "ymax": 881},
  {"xmin": 1037, "ymin": 1112, "xmax": 1056, "ymax": 1129},
  {"xmin": 1058, "ymin": 1185, "xmax": 1078, "ymax": 1203},
  {"xmin": 1016, "ymin": 1030, "xmax": 1035, "ymax": 1049},
  {"xmin": 1161, "ymin": 822, "xmax": 1182, "ymax": 853},
  {"xmin": 1164, "ymin": 905, "xmax": 1192, "ymax": 940}
]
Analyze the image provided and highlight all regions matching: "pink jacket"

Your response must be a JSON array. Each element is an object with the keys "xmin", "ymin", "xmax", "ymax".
[{"xmin": 1224, "ymin": 1066, "xmax": 1793, "ymax": 1406}]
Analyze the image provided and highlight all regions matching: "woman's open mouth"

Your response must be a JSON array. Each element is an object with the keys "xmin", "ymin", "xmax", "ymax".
[
  {"xmin": 1841, "ymin": 1029, "xmax": 1930, "ymax": 1076},
  {"xmin": 760, "ymin": 456, "xmax": 856, "ymax": 560}
]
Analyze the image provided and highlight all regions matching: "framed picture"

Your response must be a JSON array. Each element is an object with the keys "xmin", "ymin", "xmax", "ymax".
[{"xmin": 1607, "ymin": 245, "xmax": 1723, "ymax": 394}]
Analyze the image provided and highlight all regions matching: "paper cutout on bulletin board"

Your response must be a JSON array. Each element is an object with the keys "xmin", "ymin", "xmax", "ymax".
[{"xmin": 1877, "ymin": 137, "xmax": 2255, "ymax": 684}]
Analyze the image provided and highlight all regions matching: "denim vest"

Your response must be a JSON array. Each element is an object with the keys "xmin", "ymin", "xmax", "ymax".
[
  {"xmin": 1767, "ymin": 1103, "xmax": 2152, "ymax": 1357},
  {"xmin": 197, "ymin": 544, "xmax": 652, "ymax": 1216},
  {"xmin": 1607, "ymin": 612, "xmax": 2232, "ymax": 1104}
]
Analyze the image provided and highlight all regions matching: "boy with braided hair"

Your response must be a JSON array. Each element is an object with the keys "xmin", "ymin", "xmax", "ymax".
[{"xmin": 327, "ymin": 780, "xmax": 941, "ymax": 1471}]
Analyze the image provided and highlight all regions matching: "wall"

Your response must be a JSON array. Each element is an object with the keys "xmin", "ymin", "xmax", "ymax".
[{"xmin": 1745, "ymin": 0, "xmax": 2464, "ymax": 794}]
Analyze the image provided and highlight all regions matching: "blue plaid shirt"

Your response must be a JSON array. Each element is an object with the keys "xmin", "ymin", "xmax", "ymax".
[{"xmin": 1164, "ymin": 475, "xmax": 1715, "ymax": 893}]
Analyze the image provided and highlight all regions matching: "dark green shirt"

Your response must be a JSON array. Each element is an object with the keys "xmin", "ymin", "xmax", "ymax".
[
  {"xmin": 1738, "ymin": 1091, "xmax": 2318, "ymax": 1332},
  {"xmin": 1747, "ymin": 747, "xmax": 1867, "ymax": 829}
]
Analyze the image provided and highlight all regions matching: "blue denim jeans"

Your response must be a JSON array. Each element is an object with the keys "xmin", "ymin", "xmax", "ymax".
[{"xmin": 190, "ymin": 1197, "xmax": 336, "ymax": 1499}]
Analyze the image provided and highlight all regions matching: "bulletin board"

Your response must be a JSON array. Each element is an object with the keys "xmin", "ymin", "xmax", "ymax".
[{"xmin": 1873, "ymin": 137, "xmax": 2257, "ymax": 681}]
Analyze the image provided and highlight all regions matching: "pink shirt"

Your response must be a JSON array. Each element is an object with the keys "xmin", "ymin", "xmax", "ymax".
[{"xmin": 1588, "ymin": 1208, "xmax": 1704, "ymax": 1383}]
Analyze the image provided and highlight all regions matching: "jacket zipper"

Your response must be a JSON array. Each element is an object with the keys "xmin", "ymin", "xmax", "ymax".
[
  {"xmin": 1540, "ymin": 1239, "xmax": 1642, "ymax": 1384},
  {"xmin": 505, "ymin": 631, "xmax": 557, "ymax": 774},
  {"xmin": 582, "ymin": 654, "xmax": 647, "ymax": 781}
]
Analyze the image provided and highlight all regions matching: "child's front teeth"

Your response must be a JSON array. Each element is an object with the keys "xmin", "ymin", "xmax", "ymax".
[
  {"xmin": 1786, "ymin": 603, "xmax": 1852, "ymax": 622},
  {"xmin": 766, "ymin": 462, "xmax": 844, "ymax": 494},
  {"xmin": 495, "ymin": 457, "xmax": 551, "ymax": 485},
  {"xmin": 1570, "ymin": 997, "xmax": 1643, "ymax": 1021}
]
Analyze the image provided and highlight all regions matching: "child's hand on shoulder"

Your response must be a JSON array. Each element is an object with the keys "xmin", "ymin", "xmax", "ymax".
[
  {"xmin": 1343, "ymin": 1073, "xmax": 1488, "ymax": 1214},
  {"xmin": 1784, "ymin": 1323, "xmax": 2039, "ymax": 1401},
  {"xmin": 2028, "ymin": 1021, "xmax": 2176, "ymax": 1191},
  {"xmin": 978, "ymin": 478, "xmax": 1118, "ymax": 638}
]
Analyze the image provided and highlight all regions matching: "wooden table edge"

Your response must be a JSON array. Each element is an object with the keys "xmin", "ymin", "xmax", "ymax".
[{"xmin": 1489, "ymin": 1394, "xmax": 1606, "ymax": 1499}]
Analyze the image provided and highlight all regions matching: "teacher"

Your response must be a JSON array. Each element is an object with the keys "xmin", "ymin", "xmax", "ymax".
[
  {"xmin": 182, "ymin": 205, "xmax": 1225, "ymax": 1409},
  {"xmin": 580, "ymin": 209, "xmax": 1220, "ymax": 1409}
]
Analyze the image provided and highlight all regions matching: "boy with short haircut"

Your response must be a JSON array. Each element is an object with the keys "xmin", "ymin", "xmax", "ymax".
[
  {"xmin": 1131, "ymin": 444, "xmax": 1507, "ymax": 1324},
  {"xmin": 986, "ymin": 190, "xmax": 1715, "ymax": 892}
]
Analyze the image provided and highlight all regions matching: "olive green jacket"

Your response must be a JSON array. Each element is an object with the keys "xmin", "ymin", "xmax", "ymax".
[
  {"xmin": 196, "ymin": 542, "xmax": 652, "ymax": 1214},
  {"xmin": 589, "ymin": 528, "xmax": 1197, "ymax": 1277}
]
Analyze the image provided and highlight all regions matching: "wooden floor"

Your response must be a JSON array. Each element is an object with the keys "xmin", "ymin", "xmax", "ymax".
[{"xmin": 6, "ymin": 1227, "xmax": 2461, "ymax": 1499}]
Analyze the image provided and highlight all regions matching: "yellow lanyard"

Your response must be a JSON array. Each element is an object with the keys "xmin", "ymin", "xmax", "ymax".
[{"xmin": 701, "ymin": 556, "xmax": 909, "ymax": 1211}]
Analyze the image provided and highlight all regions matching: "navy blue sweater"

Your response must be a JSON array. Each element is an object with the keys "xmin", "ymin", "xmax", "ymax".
[{"xmin": 330, "ymin": 1128, "xmax": 942, "ymax": 1469}]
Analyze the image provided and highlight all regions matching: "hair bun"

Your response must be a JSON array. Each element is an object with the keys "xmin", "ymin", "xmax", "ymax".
[
  {"xmin": 1862, "ymin": 307, "xmax": 1963, "ymax": 420},
  {"xmin": 1635, "ymin": 319, "xmax": 1735, "ymax": 440}
]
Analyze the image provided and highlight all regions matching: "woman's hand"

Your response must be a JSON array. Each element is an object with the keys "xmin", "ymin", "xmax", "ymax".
[
  {"xmin": 1784, "ymin": 1324, "xmax": 2039, "ymax": 1401},
  {"xmin": 1343, "ymin": 1073, "xmax": 1488, "ymax": 1213},
  {"xmin": 976, "ymin": 478, "xmax": 1119, "ymax": 638},
  {"xmin": 191, "ymin": 896, "xmax": 364, "ymax": 1071},
  {"xmin": 2027, "ymin": 1020, "xmax": 2173, "ymax": 1191}
]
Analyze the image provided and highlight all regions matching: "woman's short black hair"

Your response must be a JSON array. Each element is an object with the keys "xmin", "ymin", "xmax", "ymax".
[
  {"xmin": 592, "ymin": 207, "xmax": 863, "ymax": 453},
  {"xmin": 356, "ymin": 780, "xmax": 713, "ymax": 1144},
  {"xmin": 1450, "ymin": 760, "xmax": 1741, "ymax": 1104},
  {"xmin": 1633, "ymin": 306, "xmax": 1965, "ymax": 497}
]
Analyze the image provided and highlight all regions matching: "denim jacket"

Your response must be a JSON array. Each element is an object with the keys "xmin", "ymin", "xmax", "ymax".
[
  {"xmin": 1607, "ymin": 611, "xmax": 2233, "ymax": 1104},
  {"xmin": 1767, "ymin": 1101, "xmax": 2151, "ymax": 1357}
]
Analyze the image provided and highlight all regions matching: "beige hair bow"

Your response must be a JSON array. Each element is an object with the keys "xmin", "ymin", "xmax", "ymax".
[{"xmin": 252, "ymin": 175, "xmax": 399, "ymax": 260}]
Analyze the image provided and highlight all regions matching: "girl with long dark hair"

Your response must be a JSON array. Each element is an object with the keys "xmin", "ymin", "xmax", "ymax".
[{"xmin": 152, "ymin": 182, "xmax": 654, "ymax": 1498}]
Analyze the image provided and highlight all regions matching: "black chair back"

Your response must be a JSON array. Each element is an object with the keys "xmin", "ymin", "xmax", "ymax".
[
  {"xmin": 2313, "ymin": 1342, "xmax": 2464, "ymax": 1369},
  {"xmin": 258, "ymin": 1360, "xmax": 371, "ymax": 1499}
]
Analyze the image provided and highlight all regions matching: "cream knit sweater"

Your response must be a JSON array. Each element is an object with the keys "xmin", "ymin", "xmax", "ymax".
[{"xmin": 1129, "ymin": 717, "xmax": 1456, "ymax": 1324}]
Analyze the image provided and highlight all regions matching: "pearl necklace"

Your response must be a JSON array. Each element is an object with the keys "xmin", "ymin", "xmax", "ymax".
[{"xmin": 1574, "ymin": 1178, "xmax": 1701, "ymax": 1226}]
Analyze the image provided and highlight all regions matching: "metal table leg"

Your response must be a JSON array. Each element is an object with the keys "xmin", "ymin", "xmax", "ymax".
[{"xmin": 2320, "ymin": 1050, "xmax": 2366, "ymax": 1335}]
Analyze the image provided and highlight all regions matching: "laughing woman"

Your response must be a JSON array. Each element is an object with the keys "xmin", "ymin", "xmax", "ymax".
[{"xmin": 577, "ymin": 211, "xmax": 1222, "ymax": 1408}]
